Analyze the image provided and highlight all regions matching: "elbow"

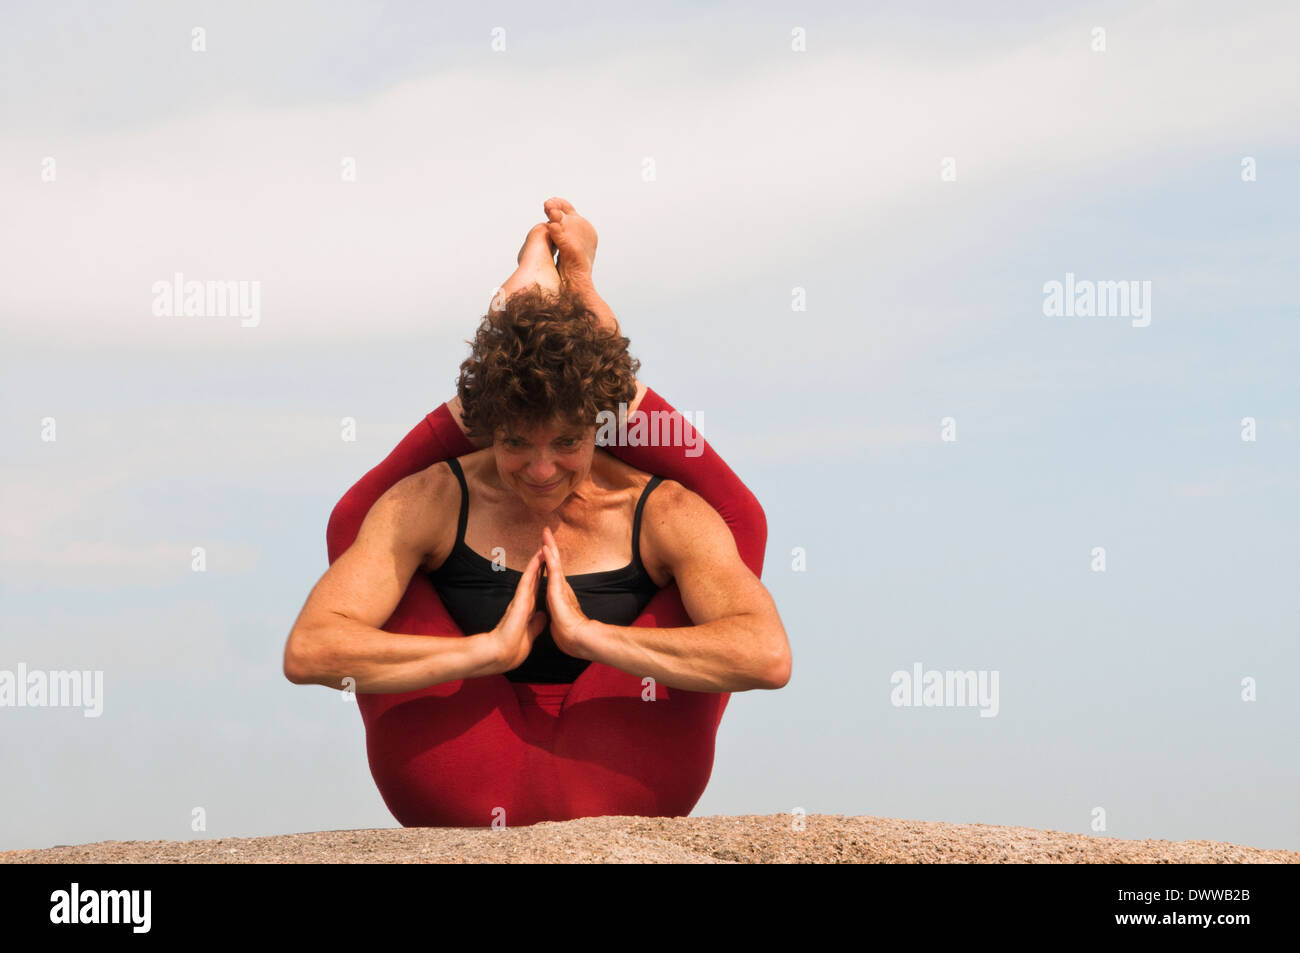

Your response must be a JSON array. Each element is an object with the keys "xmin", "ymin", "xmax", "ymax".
[
  {"xmin": 282, "ymin": 629, "xmax": 316, "ymax": 685},
  {"xmin": 735, "ymin": 611, "xmax": 788, "ymax": 690},
  {"xmin": 764, "ymin": 651, "xmax": 791, "ymax": 690},
  {"xmin": 759, "ymin": 609, "xmax": 790, "ymax": 689},
  {"xmin": 758, "ymin": 638, "xmax": 791, "ymax": 690}
]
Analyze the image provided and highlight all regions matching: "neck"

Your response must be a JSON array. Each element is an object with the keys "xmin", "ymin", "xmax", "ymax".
[{"xmin": 489, "ymin": 450, "xmax": 615, "ymax": 526}]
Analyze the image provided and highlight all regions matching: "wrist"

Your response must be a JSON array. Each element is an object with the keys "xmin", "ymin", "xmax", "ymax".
[
  {"xmin": 468, "ymin": 632, "xmax": 505, "ymax": 677},
  {"xmin": 572, "ymin": 619, "xmax": 608, "ymax": 661}
]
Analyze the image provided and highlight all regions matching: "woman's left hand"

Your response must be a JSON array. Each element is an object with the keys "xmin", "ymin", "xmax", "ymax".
[{"xmin": 540, "ymin": 527, "xmax": 598, "ymax": 659}]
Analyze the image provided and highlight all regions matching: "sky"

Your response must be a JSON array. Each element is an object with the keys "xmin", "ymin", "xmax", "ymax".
[{"xmin": 1, "ymin": 0, "xmax": 1297, "ymax": 852}]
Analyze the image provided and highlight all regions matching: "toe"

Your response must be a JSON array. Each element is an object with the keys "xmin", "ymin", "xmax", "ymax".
[{"xmin": 544, "ymin": 197, "xmax": 574, "ymax": 219}]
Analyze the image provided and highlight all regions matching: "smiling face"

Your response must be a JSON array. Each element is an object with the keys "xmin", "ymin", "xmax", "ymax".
[{"xmin": 493, "ymin": 415, "xmax": 597, "ymax": 514}]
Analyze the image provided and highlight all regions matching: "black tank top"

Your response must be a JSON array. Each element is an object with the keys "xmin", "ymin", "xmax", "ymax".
[{"xmin": 427, "ymin": 457, "xmax": 663, "ymax": 683}]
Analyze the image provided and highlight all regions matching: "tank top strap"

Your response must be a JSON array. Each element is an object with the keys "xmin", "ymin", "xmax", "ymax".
[
  {"xmin": 631, "ymin": 475, "xmax": 663, "ymax": 573},
  {"xmin": 444, "ymin": 457, "xmax": 469, "ymax": 544}
]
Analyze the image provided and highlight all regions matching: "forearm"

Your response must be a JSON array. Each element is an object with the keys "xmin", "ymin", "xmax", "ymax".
[
  {"xmin": 287, "ymin": 616, "xmax": 498, "ymax": 693},
  {"xmin": 578, "ymin": 615, "xmax": 778, "ymax": 693}
]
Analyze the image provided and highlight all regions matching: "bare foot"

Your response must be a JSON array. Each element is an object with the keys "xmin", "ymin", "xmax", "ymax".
[
  {"xmin": 517, "ymin": 222, "xmax": 557, "ymax": 267},
  {"xmin": 544, "ymin": 197, "xmax": 598, "ymax": 286},
  {"xmin": 496, "ymin": 222, "xmax": 562, "ymax": 306}
]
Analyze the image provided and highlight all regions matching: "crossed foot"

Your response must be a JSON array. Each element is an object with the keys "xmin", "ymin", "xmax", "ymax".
[{"xmin": 498, "ymin": 197, "xmax": 599, "ymax": 302}]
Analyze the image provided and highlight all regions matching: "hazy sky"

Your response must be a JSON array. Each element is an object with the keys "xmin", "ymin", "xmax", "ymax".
[{"xmin": 2, "ymin": 0, "xmax": 1297, "ymax": 852}]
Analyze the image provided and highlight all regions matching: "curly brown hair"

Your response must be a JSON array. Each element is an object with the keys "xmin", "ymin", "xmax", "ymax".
[{"xmin": 456, "ymin": 285, "xmax": 640, "ymax": 442}]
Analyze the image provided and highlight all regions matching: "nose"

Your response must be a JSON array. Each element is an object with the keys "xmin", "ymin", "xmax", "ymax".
[{"xmin": 525, "ymin": 455, "xmax": 559, "ymax": 484}]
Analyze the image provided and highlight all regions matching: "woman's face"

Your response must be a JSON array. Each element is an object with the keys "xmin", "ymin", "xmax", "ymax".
[{"xmin": 493, "ymin": 416, "xmax": 596, "ymax": 513}]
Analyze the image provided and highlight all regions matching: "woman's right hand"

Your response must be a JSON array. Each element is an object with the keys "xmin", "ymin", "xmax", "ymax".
[{"xmin": 481, "ymin": 548, "xmax": 549, "ymax": 675}]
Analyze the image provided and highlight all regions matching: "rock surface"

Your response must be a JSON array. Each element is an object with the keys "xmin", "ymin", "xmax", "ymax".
[{"xmin": 3, "ymin": 814, "xmax": 1296, "ymax": 864}]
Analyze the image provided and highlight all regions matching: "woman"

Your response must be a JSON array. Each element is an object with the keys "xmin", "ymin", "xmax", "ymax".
[{"xmin": 286, "ymin": 199, "xmax": 788, "ymax": 827}]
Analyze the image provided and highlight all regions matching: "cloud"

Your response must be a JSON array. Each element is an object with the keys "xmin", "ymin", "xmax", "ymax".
[
  {"xmin": 0, "ymin": 537, "xmax": 261, "ymax": 586},
  {"xmin": 1173, "ymin": 482, "xmax": 1228, "ymax": 498},
  {"xmin": 0, "ymin": 460, "xmax": 264, "ymax": 586},
  {"xmin": 0, "ymin": 407, "xmax": 368, "ymax": 585},
  {"xmin": 2, "ymin": 0, "xmax": 1296, "ymax": 355}
]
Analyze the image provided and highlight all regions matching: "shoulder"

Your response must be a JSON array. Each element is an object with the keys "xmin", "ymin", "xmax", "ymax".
[
  {"xmin": 360, "ymin": 460, "xmax": 463, "ymax": 551},
  {"xmin": 641, "ymin": 478, "xmax": 715, "ymax": 530},
  {"xmin": 390, "ymin": 457, "xmax": 463, "ymax": 506},
  {"xmin": 638, "ymin": 478, "xmax": 737, "ymax": 581}
]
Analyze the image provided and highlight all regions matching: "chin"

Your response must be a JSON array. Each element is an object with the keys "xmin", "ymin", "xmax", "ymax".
[{"xmin": 518, "ymin": 477, "xmax": 568, "ymax": 498}]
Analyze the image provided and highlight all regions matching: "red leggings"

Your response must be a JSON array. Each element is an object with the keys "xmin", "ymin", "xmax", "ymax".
[{"xmin": 326, "ymin": 387, "xmax": 767, "ymax": 827}]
